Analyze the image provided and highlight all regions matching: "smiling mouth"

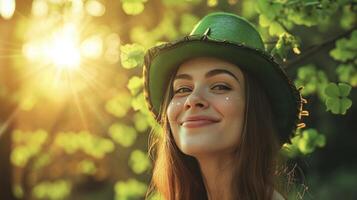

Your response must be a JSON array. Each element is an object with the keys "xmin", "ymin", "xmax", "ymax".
[{"xmin": 181, "ymin": 120, "xmax": 219, "ymax": 128}]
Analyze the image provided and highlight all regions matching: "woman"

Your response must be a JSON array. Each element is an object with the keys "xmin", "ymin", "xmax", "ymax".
[{"xmin": 143, "ymin": 12, "xmax": 307, "ymax": 200}]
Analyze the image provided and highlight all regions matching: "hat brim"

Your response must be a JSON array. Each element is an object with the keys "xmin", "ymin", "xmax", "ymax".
[{"xmin": 144, "ymin": 35, "xmax": 301, "ymax": 143}]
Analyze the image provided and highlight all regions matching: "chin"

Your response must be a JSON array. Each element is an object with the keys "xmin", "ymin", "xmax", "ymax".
[
  {"xmin": 180, "ymin": 143, "xmax": 238, "ymax": 158},
  {"xmin": 179, "ymin": 145, "xmax": 204, "ymax": 156},
  {"xmin": 179, "ymin": 145, "xmax": 218, "ymax": 157}
]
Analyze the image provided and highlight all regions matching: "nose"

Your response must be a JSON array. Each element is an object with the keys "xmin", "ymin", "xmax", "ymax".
[{"xmin": 184, "ymin": 89, "xmax": 208, "ymax": 110}]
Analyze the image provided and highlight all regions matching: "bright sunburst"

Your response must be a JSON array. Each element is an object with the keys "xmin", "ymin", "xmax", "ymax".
[
  {"xmin": 48, "ymin": 23, "xmax": 81, "ymax": 70},
  {"xmin": 18, "ymin": 0, "xmax": 112, "ymax": 106}
]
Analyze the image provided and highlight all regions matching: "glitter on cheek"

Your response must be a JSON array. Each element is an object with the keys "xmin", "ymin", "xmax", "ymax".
[
  {"xmin": 223, "ymin": 96, "xmax": 243, "ymax": 103},
  {"xmin": 169, "ymin": 100, "xmax": 182, "ymax": 107},
  {"xmin": 223, "ymin": 96, "xmax": 231, "ymax": 105}
]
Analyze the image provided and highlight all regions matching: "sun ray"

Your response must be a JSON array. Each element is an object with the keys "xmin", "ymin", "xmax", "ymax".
[
  {"xmin": 14, "ymin": 63, "xmax": 51, "ymax": 87},
  {"xmin": 75, "ymin": 69, "xmax": 111, "ymax": 104},
  {"xmin": 6, "ymin": 1, "xmax": 125, "ymax": 137},
  {"xmin": 52, "ymin": 67, "xmax": 66, "ymax": 90},
  {"xmin": 14, "ymin": 8, "xmax": 32, "ymax": 21},
  {"xmin": 0, "ymin": 105, "xmax": 20, "ymax": 139},
  {"xmin": 67, "ymin": 70, "xmax": 88, "ymax": 130},
  {"xmin": 0, "ymin": 41, "xmax": 24, "ymax": 49},
  {"xmin": 0, "ymin": 48, "xmax": 24, "ymax": 57},
  {"xmin": 82, "ymin": 95, "xmax": 107, "ymax": 130},
  {"xmin": 0, "ymin": 53, "xmax": 24, "ymax": 58},
  {"xmin": 76, "ymin": 65, "xmax": 108, "ymax": 91}
]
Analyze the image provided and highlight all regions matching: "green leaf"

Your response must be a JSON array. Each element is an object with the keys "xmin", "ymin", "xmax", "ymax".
[
  {"xmin": 109, "ymin": 123, "xmax": 137, "ymax": 147},
  {"xmin": 282, "ymin": 129, "xmax": 326, "ymax": 157},
  {"xmin": 133, "ymin": 112, "xmax": 149, "ymax": 132},
  {"xmin": 330, "ymin": 47, "xmax": 355, "ymax": 62},
  {"xmin": 340, "ymin": 5, "xmax": 357, "ymax": 29},
  {"xmin": 13, "ymin": 185, "xmax": 23, "ymax": 199},
  {"xmin": 131, "ymin": 92, "xmax": 147, "ymax": 112},
  {"xmin": 259, "ymin": 14, "xmax": 272, "ymax": 27},
  {"xmin": 207, "ymin": 0, "xmax": 218, "ymax": 7},
  {"xmin": 242, "ymin": 0, "xmax": 257, "ymax": 19},
  {"xmin": 32, "ymin": 180, "xmax": 71, "ymax": 200},
  {"xmin": 338, "ymin": 82, "xmax": 352, "ymax": 97},
  {"xmin": 294, "ymin": 65, "xmax": 328, "ymax": 99},
  {"xmin": 336, "ymin": 64, "xmax": 357, "ymax": 85},
  {"xmin": 325, "ymin": 82, "xmax": 340, "ymax": 97},
  {"xmin": 330, "ymin": 31, "xmax": 357, "ymax": 62},
  {"xmin": 129, "ymin": 150, "xmax": 151, "ymax": 174},
  {"xmin": 114, "ymin": 179, "xmax": 147, "ymax": 200},
  {"xmin": 11, "ymin": 129, "xmax": 48, "ymax": 167},
  {"xmin": 271, "ymin": 33, "xmax": 300, "ymax": 60},
  {"xmin": 127, "ymin": 76, "xmax": 143, "ymax": 96},
  {"xmin": 79, "ymin": 160, "xmax": 97, "ymax": 175},
  {"xmin": 54, "ymin": 131, "xmax": 114, "ymax": 158},
  {"xmin": 324, "ymin": 82, "xmax": 352, "ymax": 114},
  {"xmin": 121, "ymin": 0, "xmax": 147, "ymax": 15},
  {"xmin": 298, "ymin": 129, "xmax": 326, "ymax": 155},
  {"xmin": 11, "ymin": 147, "xmax": 30, "ymax": 167},
  {"xmin": 83, "ymin": 136, "xmax": 115, "ymax": 159},
  {"xmin": 269, "ymin": 22, "xmax": 285, "ymax": 36},
  {"xmin": 325, "ymin": 95, "xmax": 352, "ymax": 115},
  {"xmin": 120, "ymin": 43, "xmax": 145, "ymax": 69},
  {"xmin": 315, "ymin": 134, "xmax": 326, "ymax": 147},
  {"xmin": 256, "ymin": 0, "xmax": 276, "ymax": 20},
  {"xmin": 105, "ymin": 92, "xmax": 132, "ymax": 118},
  {"xmin": 340, "ymin": 98, "xmax": 352, "ymax": 114},
  {"xmin": 33, "ymin": 153, "xmax": 51, "ymax": 169},
  {"xmin": 281, "ymin": 142, "xmax": 300, "ymax": 158},
  {"xmin": 325, "ymin": 98, "xmax": 337, "ymax": 114}
]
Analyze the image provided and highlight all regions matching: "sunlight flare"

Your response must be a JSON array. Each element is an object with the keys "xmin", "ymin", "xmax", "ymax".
[
  {"xmin": 0, "ymin": 0, "xmax": 15, "ymax": 19},
  {"xmin": 48, "ymin": 24, "xmax": 81, "ymax": 70}
]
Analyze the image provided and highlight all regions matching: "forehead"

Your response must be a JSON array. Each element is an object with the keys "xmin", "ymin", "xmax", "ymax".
[{"xmin": 175, "ymin": 57, "xmax": 244, "ymax": 80}]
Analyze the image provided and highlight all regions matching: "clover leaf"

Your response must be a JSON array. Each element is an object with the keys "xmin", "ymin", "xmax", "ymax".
[
  {"xmin": 324, "ymin": 82, "xmax": 352, "ymax": 114},
  {"xmin": 120, "ymin": 43, "xmax": 145, "ymax": 69}
]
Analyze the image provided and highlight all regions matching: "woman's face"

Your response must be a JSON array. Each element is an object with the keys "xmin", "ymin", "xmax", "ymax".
[{"xmin": 167, "ymin": 57, "xmax": 246, "ymax": 157}]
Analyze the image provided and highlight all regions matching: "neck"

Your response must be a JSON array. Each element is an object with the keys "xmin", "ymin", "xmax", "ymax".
[{"xmin": 196, "ymin": 153, "xmax": 235, "ymax": 200}]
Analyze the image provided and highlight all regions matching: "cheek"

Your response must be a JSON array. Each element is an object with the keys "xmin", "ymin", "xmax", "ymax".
[
  {"xmin": 216, "ymin": 96, "xmax": 245, "ymax": 123},
  {"xmin": 167, "ymin": 98, "xmax": 185, "ymax": 125},
  {"xmin": 167, "ymin": 98, "xmax": 185, "ymax": 146},
  {"xmin": 216, "ymin": 96, "xmax": 245, "ymax": 148}
]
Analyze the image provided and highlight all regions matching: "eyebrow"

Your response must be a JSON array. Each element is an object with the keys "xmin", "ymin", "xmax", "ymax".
[{"xmin": 174, "ymin": 68, "xmax": 240, "ymax": 83}]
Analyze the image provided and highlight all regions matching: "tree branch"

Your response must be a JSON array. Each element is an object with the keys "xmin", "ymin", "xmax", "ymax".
[{"xmin": 282, "ymin": 26, "xmax": 357, "ymax": 69}]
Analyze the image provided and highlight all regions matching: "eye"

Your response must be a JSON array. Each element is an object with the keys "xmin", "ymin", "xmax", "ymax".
[
  {"xmin": 174, "ymin": 87, "xmax": 191, "ymax": 94},
  {"xmin": 211, "ymin": 84, "xmax": 231, "ymax": 91}
]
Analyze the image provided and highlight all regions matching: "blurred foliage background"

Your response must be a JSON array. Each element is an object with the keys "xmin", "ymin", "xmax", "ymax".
[{"xmin": 0, "ymin": 0, "xmax": 356, "ymax": 199}]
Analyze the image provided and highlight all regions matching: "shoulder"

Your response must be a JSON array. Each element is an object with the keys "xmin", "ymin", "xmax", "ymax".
[{"xmin": 272, "ymin": 190, "xmax": 285, "ymax": 200}]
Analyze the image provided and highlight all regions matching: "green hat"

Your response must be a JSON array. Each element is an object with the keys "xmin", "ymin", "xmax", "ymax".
[{"xmin": 143, "ymin": 12, "xmax": 307, "ymax": 143}]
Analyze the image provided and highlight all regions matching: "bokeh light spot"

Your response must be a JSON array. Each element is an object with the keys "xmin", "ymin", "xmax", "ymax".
[
  {"xmin": 85, "ymin": 0, "xmax": 105, "ymax": 17},
  {"xmin": 81, "ymin": 35, "xmax": 103, "ymax": 59},
  {"xmin": 0, "ymin": 0, "xmax": 15, "ymax": 19}
]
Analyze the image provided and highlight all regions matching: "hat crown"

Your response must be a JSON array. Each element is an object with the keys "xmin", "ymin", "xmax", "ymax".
[{"xmin": 190, "ymin": 12, "xmax": 265, "ymax": 51}]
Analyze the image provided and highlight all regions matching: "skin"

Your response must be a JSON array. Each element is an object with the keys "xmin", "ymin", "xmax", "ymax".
[{"xmin": 166, "ymin": 57, "xmax": 246, "ymax": 200}]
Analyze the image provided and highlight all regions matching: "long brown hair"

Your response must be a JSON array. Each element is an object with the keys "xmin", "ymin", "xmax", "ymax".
[{"xmin": 146, "ymin": 66, "xmax": 283, "ymax": 200}]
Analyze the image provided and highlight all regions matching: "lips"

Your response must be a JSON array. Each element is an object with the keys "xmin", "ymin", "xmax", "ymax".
[{"xmin": 180, "ymin": 115, "xmax": 220, "ymax": 128}]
